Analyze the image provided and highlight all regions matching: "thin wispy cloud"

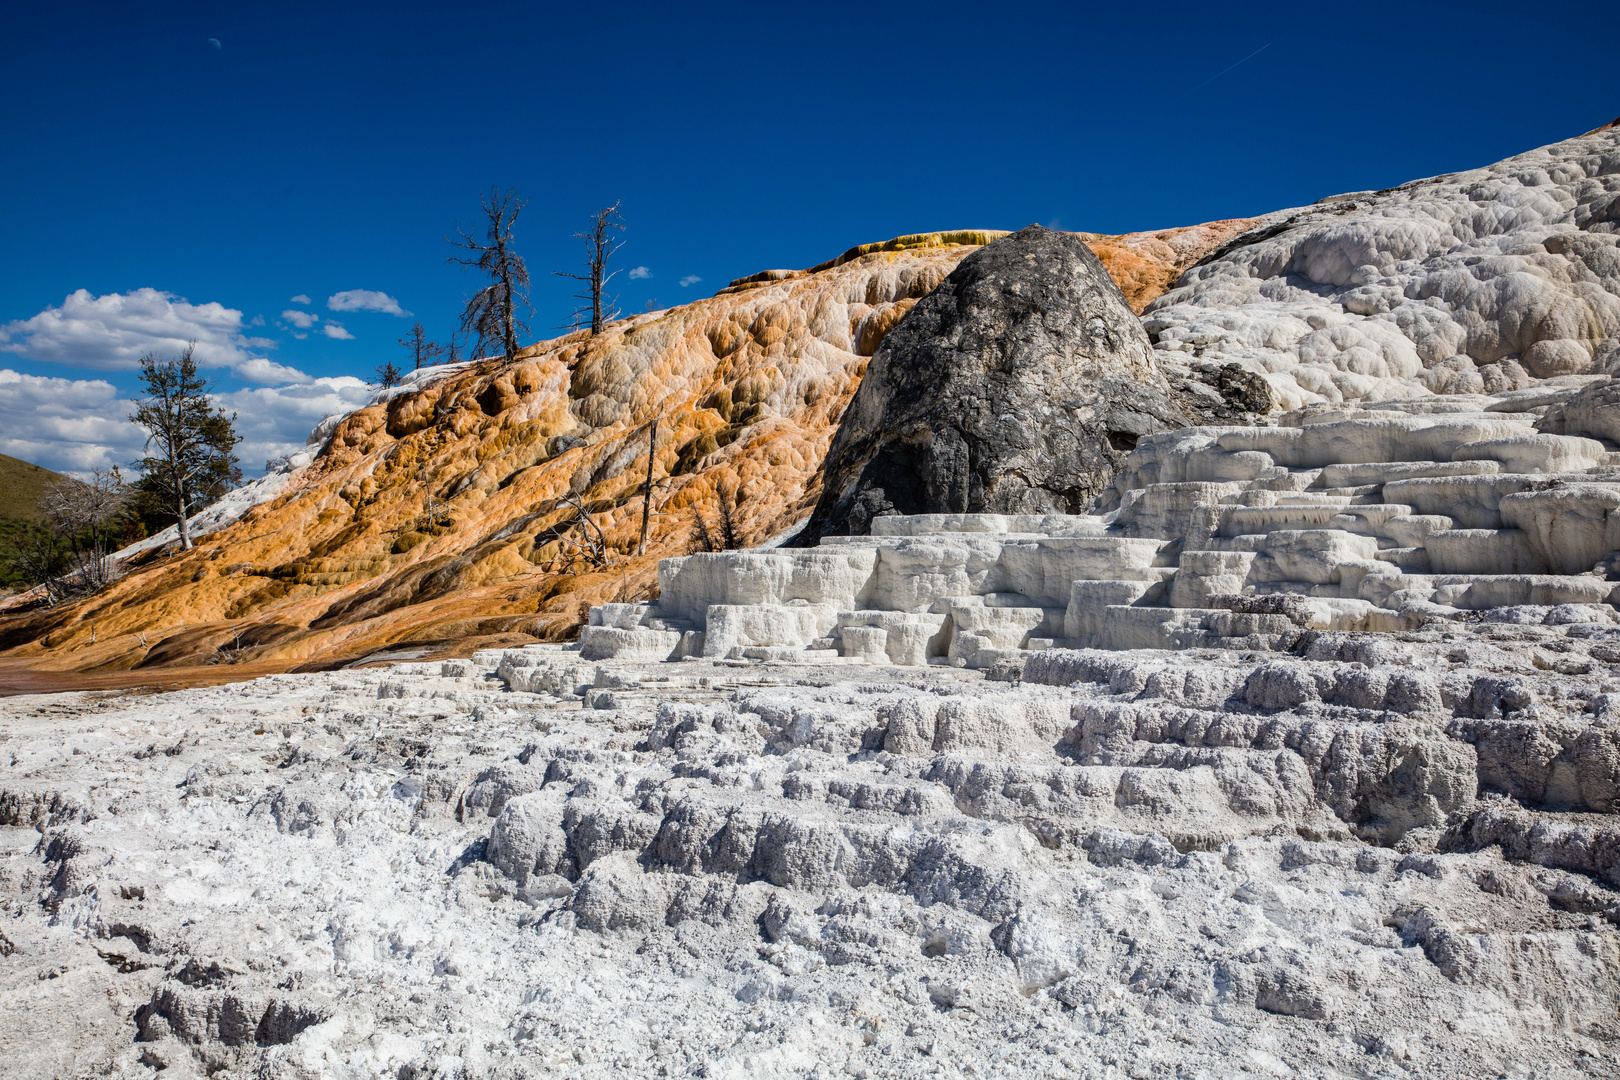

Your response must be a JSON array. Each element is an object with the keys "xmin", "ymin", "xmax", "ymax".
[
  {"xmin": 679, "ymin": 275, "xmax": 702, "ymax": 288},
  {"xmin": 629, "ymin": 266, "xmax": 652, "ymax": 279},
  {"xmin": 322, "ymin": 322, "xmax": 355, "ymax": 340},
  {"xmin": 1187, "ymin": 43, "xmax": 1270, "ymax": 94},
  {"xmin": 327, "ymin": 289, "xmax": 410, "ymax": 316}
]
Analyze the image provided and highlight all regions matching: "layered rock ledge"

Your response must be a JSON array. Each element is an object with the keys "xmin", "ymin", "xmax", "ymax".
[{"xmin": 582, "ymin": 377, "xmax": 1620, "ymax": 670}]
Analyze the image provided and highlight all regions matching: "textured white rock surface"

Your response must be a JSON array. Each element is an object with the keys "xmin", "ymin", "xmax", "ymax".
[
  {"xmin": 3, "ymin": 635, "xmax": 1620, "ymax": 1078},
  {"xmin": 589, "ymin": 378, "xmax": 1620, "ymax": 668},
  {"xmin": 1141, "ymin": 126, "xmax": 1620, "ymax": 411}
]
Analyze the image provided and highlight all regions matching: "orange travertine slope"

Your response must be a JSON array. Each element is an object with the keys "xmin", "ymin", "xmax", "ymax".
[
  {"xmin": 0, "ymin": 221, "xmax": 1255, "ymax": 673},
  {"xmin": 1080, "ymin": 220, "xmax": 1265, "ymax": 313}
]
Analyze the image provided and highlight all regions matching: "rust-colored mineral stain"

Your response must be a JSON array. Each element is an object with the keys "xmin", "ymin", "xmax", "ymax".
[{"xmin": 0, "ymin": 657, "xmax": 294, "ymax": 698}]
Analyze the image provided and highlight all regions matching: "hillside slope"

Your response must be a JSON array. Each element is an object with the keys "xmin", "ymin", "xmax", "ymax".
[
  {"xmin": 0, "ymin": 453, "xmax": 63, "ymax": 523},
  {"xmin": 0, "ymin": 223, "xmax": 1253, "ymax": 672}
]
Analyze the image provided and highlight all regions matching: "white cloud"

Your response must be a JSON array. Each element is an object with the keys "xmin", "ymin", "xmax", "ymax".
[
  {"xmin": 232, "ymin": 358, "xmax": 312, "ymax": 385},
  {"xmin": 679, "ymin": 275, "xmax": 702, "ymax": 287},
  {"xmin": 215, "ymin": 376, "xmax": 373, "ymax": 471},
  {"xmin": 290, "ymin": 294, "xmax": 312, "ymax": 305},
  {"xmin": 0, "ymin": 366, "xmax": 374, "ymax": 479},
  {"xmin": 322, "ymin": 322, "xmax": 355, "ymax": 340},
  {"xmin": 0, "ymin": 368, "xmax": 145, "ymax": 475},
  {"xmin": 0, "ymin": 288, "xmax": 277, "ymax": 372},
  {"xmin": 327, "ymin": 289, "xmax": 410, "ymax": 316},
  {"xmin": 281, "ymin": 309, "xmax": 319, "ymax": 329},
  {"xmin": 629, "ymin": 266, "xmax": 652, "ymax": 280}
]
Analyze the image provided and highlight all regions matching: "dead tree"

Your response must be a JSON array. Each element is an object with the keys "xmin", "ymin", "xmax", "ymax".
[
  {"xmin": 556, "ymin": 202, "xmax": 624, "ymax": 336},
  {"xmin": 556, "ymin": 491, "xmax": 608, "ymax": 572},
  {"xmin": 422, "ymin": 494, "xmax": 451, "ymax": 532},
  {"xmin": 399, "ymin": 322, "xmax": 444, "ymax": 370},
  {"xmin": 29, "ymin": 469, "xmax": 130, "ymax": 602},
  {"xmin": 636, "ymin": 411, "xmax": 661, "ymax": 557},
  {"xmin": 7, "ymin": 527, "xmax": 65, "ymax": 603},
  {"xmin": 448, "ymin": 188, "xmax": 532, "ymax": 361}
]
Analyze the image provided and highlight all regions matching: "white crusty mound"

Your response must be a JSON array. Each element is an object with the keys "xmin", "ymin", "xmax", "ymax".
[
  {"xmin": 1143, "ymin": 125, "xmax": 1620, "ymax": 410},
  {"xmin": 2, "ymin": 636, "xmax": 1618, "ymax": 1078}
]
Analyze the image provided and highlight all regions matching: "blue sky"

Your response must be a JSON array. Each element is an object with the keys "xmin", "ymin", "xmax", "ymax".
[{"xmin": 2, "ymin": 0, "xmax": 1614, "ymax": 475}]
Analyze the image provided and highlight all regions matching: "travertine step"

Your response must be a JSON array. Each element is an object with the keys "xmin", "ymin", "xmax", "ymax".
[
  {"xmin": 1424, "ymin": 529, "xmax": 1547, "ymax": 574},
  {"xmin": 585, "ymin": 392, "xmax": 1620, "ymax": 666},
  {"xmin": 1219, "ymin": 504, "xmax": 1348, "ymax": 535}
]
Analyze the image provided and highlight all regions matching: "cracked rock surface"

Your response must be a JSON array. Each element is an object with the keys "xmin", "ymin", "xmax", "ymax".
[{"xmin": 3, "ymin": 636, "xmax": 1619, "ymax": 1077}]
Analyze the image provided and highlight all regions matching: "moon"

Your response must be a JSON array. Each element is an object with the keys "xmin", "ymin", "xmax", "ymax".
[{"xmin": 208, "ymin": 38, "xmax": 221, "ymax": 49}]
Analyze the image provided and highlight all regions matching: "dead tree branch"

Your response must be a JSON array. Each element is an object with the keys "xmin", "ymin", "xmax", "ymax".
[{"xmin": 556, "ymin": 492, "xmax": 609, "ymax": 573}]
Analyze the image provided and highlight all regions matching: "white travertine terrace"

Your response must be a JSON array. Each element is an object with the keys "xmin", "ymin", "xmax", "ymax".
[{"xmin": 583, "ymin": 377, "xmax": 1620, "ymax": 666}]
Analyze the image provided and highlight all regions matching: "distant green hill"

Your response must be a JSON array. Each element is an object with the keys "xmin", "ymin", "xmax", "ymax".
[{"xmin": 0, "ymin": 453, "xmax": 64, "ymax": 522}]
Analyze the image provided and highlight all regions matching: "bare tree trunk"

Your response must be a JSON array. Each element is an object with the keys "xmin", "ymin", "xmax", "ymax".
[
  {"xmin": 174, "ymin": 476, "xmax": 192, "ymax": 549},
  {"xmin": 592, "ymin": 257, "xmax": 604, "ymax": 335},
  {"xmin": 500, "ymin": 263, "xmax": 517, "ymax": 360},
  {"xmin": 172, "ymin": 438, "xmax": 190, "ymax": 549},
  {"xmin": 557, "ymin": 203, "xmax": 624, "ymax": 337},
  {"xmin": 637, "ymin": 412, "xmax": 660, "ymax": 557}
]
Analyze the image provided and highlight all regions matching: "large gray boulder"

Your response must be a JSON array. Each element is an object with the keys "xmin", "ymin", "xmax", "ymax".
[{"xmin": 798, "ymin": 225, "xmax": 1191, "ymax": 541}]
